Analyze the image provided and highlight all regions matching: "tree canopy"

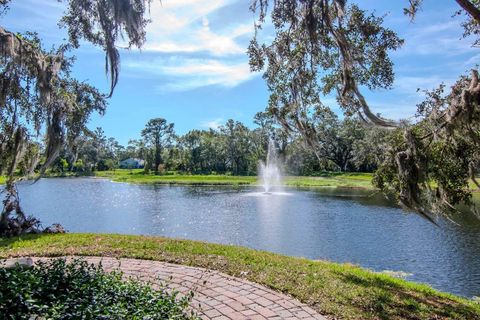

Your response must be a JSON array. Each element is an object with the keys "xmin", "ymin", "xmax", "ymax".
[
  {"xmin": 0, "ymin": 0, "xmax": 154, "ymax": 235},
  {"xmin": 250, "ymin": 0, "xmax": 480, "ymax": 220},
  {"xmin": 141, "ymin": 118, "xmax": 175, "ymax": 173}
]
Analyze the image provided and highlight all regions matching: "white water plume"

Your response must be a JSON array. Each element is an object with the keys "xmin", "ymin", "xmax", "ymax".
[{"xmin": 258, "ymin": 139, "xmax": 282, "ymax": 193}]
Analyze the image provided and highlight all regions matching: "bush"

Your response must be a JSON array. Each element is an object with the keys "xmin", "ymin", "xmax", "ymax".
[
  {"xmin": 54, "ymin": 158, "xmax": 69, "ymax": 173},
  {"xmin": 157, "ymin": 164, "xmax": 166, "ymax": 175},
  {"xmin": 72, "ymin": 159, "xmax": 85, "ymax": 173},
  {"xmin": 0, "ymin": 258, "xmax": 197, "ymax": 319}
]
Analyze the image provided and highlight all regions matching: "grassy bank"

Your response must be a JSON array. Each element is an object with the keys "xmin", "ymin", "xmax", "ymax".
[
  {"xmin": 94, "ymin": 169, "xmax": 374, "ymax": 189},
  {"xmin": 3, "ymin": 170, "xmax": 479, "ymax": 191},
  {"xmin": 1, "ymin": 233, "xmax": 478, "ymax": 320}
]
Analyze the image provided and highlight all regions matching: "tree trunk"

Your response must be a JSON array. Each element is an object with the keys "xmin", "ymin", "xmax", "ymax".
[{"xmin": 154, "ymin": 143, "xmax": 162, "ymax": 173}]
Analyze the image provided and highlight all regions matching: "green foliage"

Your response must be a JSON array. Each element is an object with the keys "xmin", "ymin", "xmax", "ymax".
[
  {"xmin": 373, "ymin": 77, "xmax": 480, "ymax": 216},
  {"xmin": 220, "ymin": 120, "xmax": 254, "ymax": 175},
  {"xmin": 249, "ymin": 0, "xmax": 403, "ymax": 129},
  {"xmin": 26, "ymin": 114, "xmax": 388, "ymax": 180},
  {"xmin": 53, "ymin": 158, "xmax": 69, "ymax": 174},
  {"xmin": 141, "ymin": 118, "xmax": 175, "ymax": 173},
  {"xmin": 173, "ymin": 117, "xmax": 383, "ymax": 175},
  {"xmin": 0, "ymin": 30, "xmax": 108, "ymax": 235},
  {"xmin": 0, "ymin": 0, "xmax": 156, "ymax": 235},
  {"xmin": 60, "ymin": 0, "xmax": 154, "ymax": 96},
  {"xmin": 72, "ymin": 159, "xmax": 85, "ymax": 173},
  {"xmin": 0, "ymin": 258, "xmax": 196, "ymax": 319}
]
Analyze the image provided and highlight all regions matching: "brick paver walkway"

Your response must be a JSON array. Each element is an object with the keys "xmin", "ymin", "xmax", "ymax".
[{"xmin": 3, "ymin": 257, "xmax": 326, "ymax": 320}]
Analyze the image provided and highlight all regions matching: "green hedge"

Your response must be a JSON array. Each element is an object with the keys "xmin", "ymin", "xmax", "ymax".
[{"xmin": 0, "ymin": 258, "xmax": 197, "ymax": 319}]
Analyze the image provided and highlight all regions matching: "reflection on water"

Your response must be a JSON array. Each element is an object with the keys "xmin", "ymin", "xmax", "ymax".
[{"xmin": 12, "ymin": 178, "xmax": 480, "ymax": 298}]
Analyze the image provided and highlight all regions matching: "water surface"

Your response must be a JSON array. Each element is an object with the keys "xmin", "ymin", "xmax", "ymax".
[{"xmin": 15, "ymin": 178, "xmax": 480, "ymax": 297}]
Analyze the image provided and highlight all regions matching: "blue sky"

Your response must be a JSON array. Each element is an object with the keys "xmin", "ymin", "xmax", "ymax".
[{"xmin": 2, "ymin": 0, "xmax": 479, "ymax": 145}]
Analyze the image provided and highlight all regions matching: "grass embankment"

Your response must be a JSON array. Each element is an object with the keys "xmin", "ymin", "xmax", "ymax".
[
  {"xmin": 94, "ymin": 169, "xmax": 374, "ymax": 189},
  {"xmin": 1, "ymin": 233, "xmax": 479, "ymax": 320},
  {"xmin": 4, "ymin": 170, "xmax": 479, "ymax": 191}
]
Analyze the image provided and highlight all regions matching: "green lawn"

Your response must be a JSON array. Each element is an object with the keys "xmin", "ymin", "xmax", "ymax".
[
  {"xmin": 285, "ymin": 172, "xmax": 373, "ymax": 188},
  {"xmin": 94, "ymin": 170, "xmax": 375, "ymax": 189},
  {"xmin": 4, "ymin": 170, "xmax": 477, "ymax": 191},
  {"xmin": 1, "ymin": 233, "xmax": 479, "ymax": 320},
  {"xmin": 0, "ymin": 176, "xmax": 5, "ymax": 184},
  {"xmin": 95, "ymin": 170, "xmax": 257, "ymax": 185}
]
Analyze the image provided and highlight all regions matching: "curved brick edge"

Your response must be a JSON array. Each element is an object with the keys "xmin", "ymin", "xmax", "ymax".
[{"xmin": 2, "ymin": 256, "xmax": 327, "ymax": 320}]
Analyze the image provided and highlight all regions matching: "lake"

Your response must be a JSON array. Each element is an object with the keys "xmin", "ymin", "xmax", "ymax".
[{"xmin": 14, "ymin": 177, "xmax": 480, "ymax": 298}]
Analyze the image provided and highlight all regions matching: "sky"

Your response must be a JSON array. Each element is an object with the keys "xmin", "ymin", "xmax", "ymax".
[{"xmin": 2, "ymin": 0, "xmax": 479, "ymax": 145}]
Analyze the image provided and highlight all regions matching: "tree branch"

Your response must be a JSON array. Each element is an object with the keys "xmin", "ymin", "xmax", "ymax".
[{"xmin": 455, "ymin": 0, "xmax": 480, "ymax": 23}]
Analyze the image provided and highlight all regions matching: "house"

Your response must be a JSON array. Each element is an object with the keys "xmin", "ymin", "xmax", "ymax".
[{"xmin": 119, "ymin": 158, "xmax": 145, "ymax": 169}]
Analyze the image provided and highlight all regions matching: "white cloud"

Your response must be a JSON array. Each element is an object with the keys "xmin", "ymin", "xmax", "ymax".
[
  {"xmin": 231, "ymin": 23, "xmax": 254, "ymax": 38},
  {"xmin": 464, "ymin": 53, "xmax": 480, "ymax": 68},
  {"xmin": 125, "ymin": 57, "xmax": 257, "ymax": 92},
  {"xmin": 123, "ymin": 0, "xmax": 255, "ymax": 92},
  {"xmin": 395, "ymin": 20, "xmax": 477, "ymax": 57},
  {"xmin": 201, "ymin": 118, "xmax": 224, "ymax": 129},
  {"xmin": 369, "ymin": 101, "xmax": 418, "ymax": 121},
  {"xmin": 364, "ymin": 75, "xmax": 457, "ymax": 121},
  {"xmin": 143, "ymin": 21, "xmax": 246, "ymax": 56},
  {"xmin": 161, "ymin": 59, "xmax": 253, "ymax": 85},
  {"xmin": 394, "ymin": 75, "xmax": 452, "ymax": 94},
  {"xmin": 202, "ymin": 16, "xmax": 210, "ymax": 27},
  {"xmin": 141, "ymin": 0, "xmax": 252, "ymax": 56}
]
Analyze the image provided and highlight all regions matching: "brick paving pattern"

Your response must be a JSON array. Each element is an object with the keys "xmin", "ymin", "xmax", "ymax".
[{"xmin": 3, "ymin": 256, "xmax": 326, "ymax": 320}]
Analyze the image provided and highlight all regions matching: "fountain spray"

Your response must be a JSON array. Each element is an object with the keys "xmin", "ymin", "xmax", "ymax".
[{"xmin": 259, "ymin": 139, "xmax": 282, "ymax": 193}]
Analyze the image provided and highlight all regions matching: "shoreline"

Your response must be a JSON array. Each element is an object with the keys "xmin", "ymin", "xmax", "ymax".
[
  {"xmin": 10, "ymin": 170, "xmax": 478, "ymax": 193},
  {"xmin": 93, "ymin": 170, "xmax": 376, "ymax": 189}
]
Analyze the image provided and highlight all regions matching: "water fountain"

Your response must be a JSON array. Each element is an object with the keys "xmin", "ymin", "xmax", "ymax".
[{"xmin": 259, "ymin": 139, "xmax": 282, "ymax": 193}]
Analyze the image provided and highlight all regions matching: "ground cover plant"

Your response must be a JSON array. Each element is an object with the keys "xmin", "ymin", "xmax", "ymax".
[{"xmin": 0, "ymin": 257, "xmax": 196, "ymax": 320}]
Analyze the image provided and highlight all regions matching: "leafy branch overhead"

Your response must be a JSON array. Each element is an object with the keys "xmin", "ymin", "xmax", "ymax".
[
  {"xmin": 60, "ymin": 0, "xmax": 154, "ymax": 97},
  {"xmin": 250, "ymin": 0, "xmax": 480, "ymax": 219},
  {"xmin": 0, "ymin": 0, "xmax": 154, "ymax": 236},
  {"xmin": 249, "ymin": 0, "xmax": 403, "ymax": 128}
]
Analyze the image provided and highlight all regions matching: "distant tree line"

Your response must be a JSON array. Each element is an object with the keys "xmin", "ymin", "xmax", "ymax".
[{"xmin": 48, "ymin": 112, "xmax": 392, "ymax": 176}]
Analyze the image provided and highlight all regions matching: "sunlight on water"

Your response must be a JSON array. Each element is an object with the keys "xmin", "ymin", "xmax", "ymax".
[{"xmin": 242, "ymin": 191, "xmax": 293, "ymax": 197}]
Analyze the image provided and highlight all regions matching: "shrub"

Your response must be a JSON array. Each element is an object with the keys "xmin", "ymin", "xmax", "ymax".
[
  {"xmin": 0, "ymin": 258, "xmax": 197, "ymax": 319},
  {"xmin": 157, "ymin": 164, "xmax": 166, "ymax": 175},
  {"xmin": 72, "ymin": 159, "xmax": 85, "ymax": 173}
]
